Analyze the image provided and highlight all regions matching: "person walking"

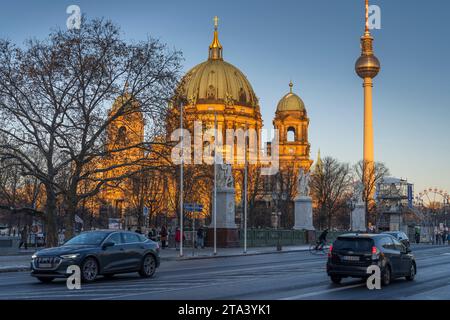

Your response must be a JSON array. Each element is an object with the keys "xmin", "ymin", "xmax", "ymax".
[
  {"xmin": 160, "ymin": 226, "xmax": 168, "ymax": 249},
  {"xmin": 434, "ymin": 227, "xmax": 439, "ymax": 245},
  {"xmin": 18, "ymin": 226, "xmax": 28, "ymax": 250},
  {"xmin": 414, "ymin": 226, "xmax": 421, "ymax": 244},
  {"xmin": 175, "ymin": 227, "xmax": 184, "ymax": 250},
  {"xmin": 196, "ymin": 226, "xmax": 205, "ymax": 249}
]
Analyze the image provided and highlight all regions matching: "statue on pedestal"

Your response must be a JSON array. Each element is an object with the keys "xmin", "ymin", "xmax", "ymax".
[
  {"xmin": 217, "ymin": 164, "xmax": 234, "ymax": 189},
  {"xmin": 354, "ymin": 182, "xmax": 364, "ymax": 204},
  {"xmin": 297, "ymin": 168, "xmax": 311, "ymax": 197}
]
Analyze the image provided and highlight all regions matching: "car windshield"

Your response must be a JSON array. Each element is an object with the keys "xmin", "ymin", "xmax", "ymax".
[
  {"xmin": 333, "ymin": 238, "xmax": 374, "ymax": 253},
  {"xmin": 64, "ymin": 232, "xmax": 108, "ymax": 246}
]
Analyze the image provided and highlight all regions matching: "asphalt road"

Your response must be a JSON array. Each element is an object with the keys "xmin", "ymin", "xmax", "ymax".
[{"xmin": 1, "ymin": 245, "xmax": 450, "ymax": 300}]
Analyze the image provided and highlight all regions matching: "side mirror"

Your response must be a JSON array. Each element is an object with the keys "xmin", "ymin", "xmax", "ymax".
[{"xmin": 102, "ymin": 241, "xmax": 115, "ymax": 249}]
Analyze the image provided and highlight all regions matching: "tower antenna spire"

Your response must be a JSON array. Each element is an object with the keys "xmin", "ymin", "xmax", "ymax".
[{"xmin": 365, "ymin": 0, "xmax": 370, "ymax": 34}]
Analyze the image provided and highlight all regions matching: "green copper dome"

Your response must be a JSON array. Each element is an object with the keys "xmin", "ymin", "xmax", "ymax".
[{"xmin": 276, "ymin": 82, "xmax": 306, "ymax": 113}]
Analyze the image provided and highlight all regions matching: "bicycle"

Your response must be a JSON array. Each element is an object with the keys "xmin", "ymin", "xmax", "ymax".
[{"xmin": 309, "ymin": 241, "xmax": 331, "ymax": 255}]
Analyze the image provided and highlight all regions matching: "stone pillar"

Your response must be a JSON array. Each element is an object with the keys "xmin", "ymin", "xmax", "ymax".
[
  {"xmin": 206, "ymin": 187, "xmax": 239, "ymax": 248},
  {"xmin": 351, "ymin": 202, "xmax": 366, "ymax": 232},
  {"xmin": 293, "ymin": 195, "xmax": 315, "ymax": 231}
]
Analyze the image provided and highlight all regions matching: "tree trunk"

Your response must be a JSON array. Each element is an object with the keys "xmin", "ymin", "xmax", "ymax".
[
  {"xmin": 44, "ymin": 187, "xmax": 58, "ymax": 247},
  {"xmin": 64, "ymin": 198, "xmax": 77, "ymax": 240}
]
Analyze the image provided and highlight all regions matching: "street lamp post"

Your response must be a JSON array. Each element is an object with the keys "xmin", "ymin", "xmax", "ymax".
[
  {"xmin": 179, "ymin": 102, "xmax": 184, "ymax": 257},
  {"xmin": 271, "ymin": 191, "xmax": 285, "ymax": 251},
  {"xmin": 243, "ymin": 128, "xmax": 248, "ymax": 254}
]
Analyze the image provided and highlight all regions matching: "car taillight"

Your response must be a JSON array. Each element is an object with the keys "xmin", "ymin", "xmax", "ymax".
[
  {"xmin": 328, "ymin": 245, "xmax": 333, "ymax": 257},
  {"xmin": 371, "ymin": 246, "xmax": 380, "ymax": 260}
]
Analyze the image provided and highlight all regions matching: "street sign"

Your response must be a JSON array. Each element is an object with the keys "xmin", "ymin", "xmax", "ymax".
[{"xmin": 184, "ymin": 203, "xmax": 203, "ymax": 212}]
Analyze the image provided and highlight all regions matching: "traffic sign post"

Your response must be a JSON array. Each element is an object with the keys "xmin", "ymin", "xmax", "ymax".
[{"xmin": 183, "ymin": 203, "xmax": 203, "ymax": 256}]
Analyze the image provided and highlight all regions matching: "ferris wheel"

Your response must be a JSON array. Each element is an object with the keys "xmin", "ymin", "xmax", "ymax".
[{"xmin": 416, "ymin": 188, "xmax": 449, "ymax": 210}]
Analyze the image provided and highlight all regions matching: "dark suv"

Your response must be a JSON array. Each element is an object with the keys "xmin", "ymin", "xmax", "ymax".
[
  {"xmin": 31, "ymin": 230, "xmax": 160, "ymax": 283},
  {"xmin": 327, "ymin": 233, "xmax": 416, "ymax": 286}
]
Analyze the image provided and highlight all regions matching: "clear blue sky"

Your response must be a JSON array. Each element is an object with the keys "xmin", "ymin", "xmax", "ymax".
[{"xmin": 0, "ymin": 0, "xmax": 449, "ymax": 196}]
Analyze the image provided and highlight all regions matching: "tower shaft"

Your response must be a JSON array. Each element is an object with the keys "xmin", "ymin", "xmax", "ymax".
[{"xmin": 363, "ymin": 77, "xmax": 374, "ymax": 165}]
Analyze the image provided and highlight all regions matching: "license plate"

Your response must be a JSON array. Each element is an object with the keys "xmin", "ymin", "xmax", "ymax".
[
  {"xmin": 342, "ymin": 256, "xmax": 359, "ymax": 261},
  {"xmin": 39, "ymin": 263, "xmax": 52, "ymax": 268}
]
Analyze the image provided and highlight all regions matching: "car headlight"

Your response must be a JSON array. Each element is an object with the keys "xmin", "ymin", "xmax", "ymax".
[
  {"xmin": 60, "ymin": 253, "xmax": 80, "ymax": 259},
  {"xmin": 31, "ymin": 254, "xmax": 37, "ymax": 259}
]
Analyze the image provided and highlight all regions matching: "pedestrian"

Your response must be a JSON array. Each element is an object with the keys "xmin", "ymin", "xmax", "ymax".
[
  {"xmin": 160, "ymin": 226, "xmax": 168, "ymax": 249},
  {"xmin": 414, "ymin": 227, "xmax": 420, "ymax": 244},
  {"xmin": 434, "ymin": 227, "xmax": 439, "ymax": 245},
  {"xmin": 147, "ymin": 226, "xmax": 157, "ymax": 241},
  {"xmin": 196, "ymin": 226, "xmax": 205, "ymax": 249},
  {"xmin": 18, "ymin": 226, "xmax": 28, "ymax": 250},
  {"xmin": 175, "ymin": 227, "xmax": 181, "ymax": 250},
  {"xmin": 175, "ymin": 227, "xmax": 185, "ymax": 250}
]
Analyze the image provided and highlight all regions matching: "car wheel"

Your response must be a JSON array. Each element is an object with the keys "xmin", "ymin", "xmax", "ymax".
[
  {"xmin": 139, "ymin": 254, "xmax": 156, "ymax": 278},
  {"xmin": 406, "ymin": 263, "xmax": 416, "ymax": 281},
  {"xmin": 382, "ymin": 265, "xmax": 391, "ymax": 286},
  {"xmin": 81, "ymin": 257, "xmax": 99, "ymax": 283},
  {"xmin": 330, "ymin": 276, "xmax": 342, "ymax": 284},
  {"xmin": 37, "ymin": 277, "xmax": 54, "ymax": 283}
]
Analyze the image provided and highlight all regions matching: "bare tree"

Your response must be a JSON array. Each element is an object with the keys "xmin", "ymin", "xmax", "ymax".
[
  {"xmin": 0, "ymin": 18, "xmax": 182, "ymax": 244},
  {"xmin": 354, "ymin": 160, "xmax": 390, "ymax": 226},
  {"xmin": 310, "ymin": 157, "xmax": 353, "ymax": 230}
]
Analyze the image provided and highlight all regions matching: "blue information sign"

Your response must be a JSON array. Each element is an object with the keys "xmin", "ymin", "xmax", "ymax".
[{"xmin": 184, "ymin": 203, "xmax": 203, "ymax": 212}]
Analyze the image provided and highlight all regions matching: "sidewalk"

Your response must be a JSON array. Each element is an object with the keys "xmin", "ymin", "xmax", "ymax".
[{"xmin": 0, "ymin": 245, "xmax": 310, "ymax": 273}]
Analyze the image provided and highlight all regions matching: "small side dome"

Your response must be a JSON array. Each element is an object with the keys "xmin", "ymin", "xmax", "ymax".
[{"xmin": 276, "ymin": 82, "xmax": 306, "ymax": 113}]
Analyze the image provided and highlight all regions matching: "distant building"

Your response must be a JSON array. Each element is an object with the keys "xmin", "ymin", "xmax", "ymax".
[{"xmin": 376, "ymin": 177, "xmax": 419, "ymax": 237}]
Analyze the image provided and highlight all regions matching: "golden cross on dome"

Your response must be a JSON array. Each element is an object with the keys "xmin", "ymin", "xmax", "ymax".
[{"xmin": 213, "ymin": 16, "xmax": 219, "ymax": 30}]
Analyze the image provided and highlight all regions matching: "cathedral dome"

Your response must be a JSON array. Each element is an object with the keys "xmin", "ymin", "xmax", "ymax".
[
  {"xmin": 179, "ymin": 17, "xmax": 258, "ymax": 108},
  {"xmin": 276, "ymin": 82, "xmax": 306, "ymax": 113},
  {"xmin": 182, "ymin": 59, "xmax": 258, "ymax": 108}
]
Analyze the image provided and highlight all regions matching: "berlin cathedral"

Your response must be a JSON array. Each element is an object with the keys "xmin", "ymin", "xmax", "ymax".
[{"xmin": 99, "ymin": 17, "xmax": 314, "ymax": 229}]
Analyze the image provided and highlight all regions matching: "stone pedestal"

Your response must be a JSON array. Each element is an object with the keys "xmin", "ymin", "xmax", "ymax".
[
  {"xmin": 293, "ymin": 196, "xmax": 315, "ymax": 231},
  {"xmin": 351, "ymin": 202, "xmax": 366, "ymax": 232},
  {"xmin": 207, "ymin": 187, "xmax": 239, "ymax": 248}
]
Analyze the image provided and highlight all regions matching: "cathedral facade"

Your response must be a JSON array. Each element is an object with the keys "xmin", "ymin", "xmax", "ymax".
[{"xmin": 100, "ymin": 18, "xmax": 313, "ymax": 229}]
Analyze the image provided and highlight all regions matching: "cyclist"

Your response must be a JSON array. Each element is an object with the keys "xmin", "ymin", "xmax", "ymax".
[{"xmin": 315, "ymin": 229, "xmax": 329, "ymax": 250}]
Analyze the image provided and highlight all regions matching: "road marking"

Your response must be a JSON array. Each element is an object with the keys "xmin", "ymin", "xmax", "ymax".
[{"xmin": 280, "ymin": 283, "xmax": 365, "ymax": 300}]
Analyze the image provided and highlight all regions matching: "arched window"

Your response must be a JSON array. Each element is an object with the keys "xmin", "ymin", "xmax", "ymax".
[
  {"xmin": 239, "ymin": 87, "xmax": 247, "ymax": 103},
  {"xmin": 207, "ymin": 85, "xmax": 216, "ymax": 99},
  {"xmin": 116, "ymin": 126, "xmax": 127, "ymax": 145},
  {"xmin": 287, "ymin": 127, "xmax": 295, "ymax": 142}
]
